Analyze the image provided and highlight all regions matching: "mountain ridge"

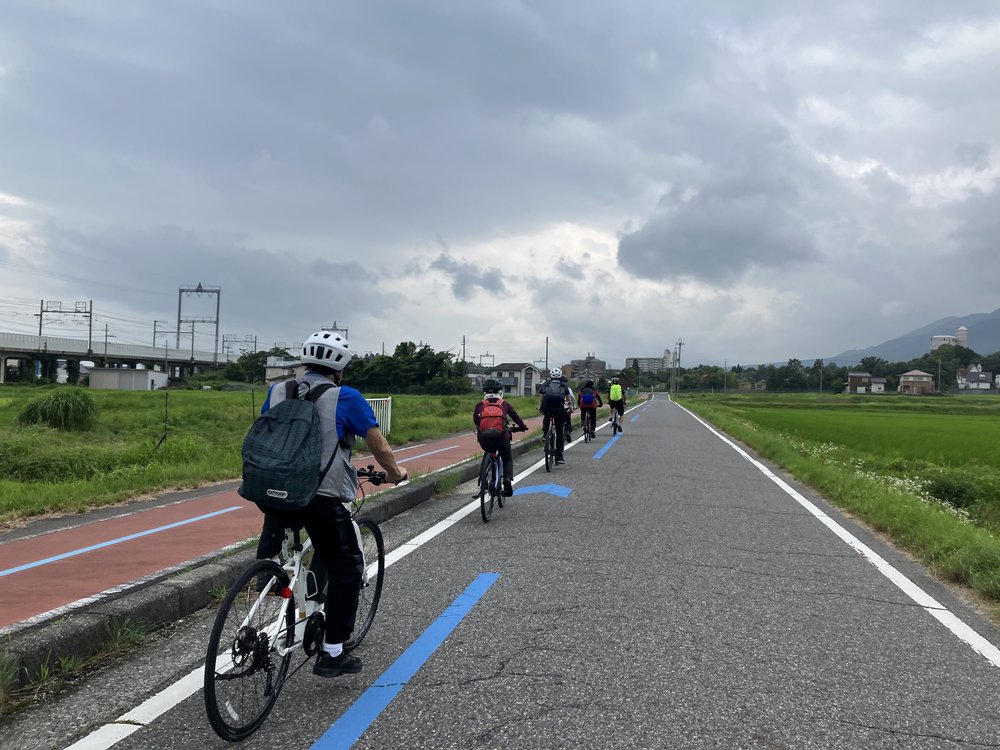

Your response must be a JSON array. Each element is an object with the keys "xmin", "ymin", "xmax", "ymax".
[{"xmin": 819, "ymin": 307, "xmax": 1000, "ymax": 366}]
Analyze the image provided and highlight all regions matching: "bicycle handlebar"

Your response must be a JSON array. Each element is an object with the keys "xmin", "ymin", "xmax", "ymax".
[{"xmin": 356, "ymin": 465, "xmax": 388, "ymax": 485}]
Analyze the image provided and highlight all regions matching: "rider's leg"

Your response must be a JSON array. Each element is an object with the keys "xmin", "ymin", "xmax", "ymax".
[{"xmin": 305, "ymin": 498, "xmax": 363, "ymax": 654}]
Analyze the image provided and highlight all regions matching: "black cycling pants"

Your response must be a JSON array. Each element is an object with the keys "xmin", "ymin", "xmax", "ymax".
[
  {"xmin": 478, "ymin": 434, "xmax": 514, "ymax": 480},
  {"xmin": 580, "ymin": 407, "xmax": 598, "ymax": 431},
  {"xmin": 541, "ymin": 410, "xmax": 566, "ymax": 458},
  {"xmin": 255, "ymin": 495, "xmax": 363, "ymax": 645}
]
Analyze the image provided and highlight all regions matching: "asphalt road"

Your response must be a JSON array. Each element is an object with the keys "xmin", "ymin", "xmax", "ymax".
[{"xmin": 6, "ymin": 396, "xmax": 1000, "ymax": 749}]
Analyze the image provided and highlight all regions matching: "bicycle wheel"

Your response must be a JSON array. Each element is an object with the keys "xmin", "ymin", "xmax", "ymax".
[
  {"xmin": 479, "ymin": 454, "xmax": 495, "ymax": 522},
  {"xmin": 204, "ymin": 559, "xmax": 293, "ymax": 742},
  {"xmin": 494, "ymin": 456, "xmax": 505, "ymax": 509},
  {"xmin": 584, "ymin": 415, "xmax": 591, "ymax": 443},
  {"xmin": 344, "ymin": 519, "xmax": 384, "ymax": 650},
  {"xmin": 544, "ymin": 428, "xmax": 552, "ymax": 472}
]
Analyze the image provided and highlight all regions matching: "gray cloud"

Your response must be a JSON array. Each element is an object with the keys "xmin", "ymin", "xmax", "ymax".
[
  {"xmin": 617, "ymin": 168, "xmax": 819, "ymax": 285},
  {"xmin": 429, "ymin": 253, "xmax": 507, "ymax": 300}
]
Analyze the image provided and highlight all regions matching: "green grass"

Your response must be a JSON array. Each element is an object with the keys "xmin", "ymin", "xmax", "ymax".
[
  {"xmin": 0, "ymin": 385, "xmax": 539, "ymax": 524},
  {"xmin": 678, "ymin": 392, "xmax": 1000, "ymax": 603}
]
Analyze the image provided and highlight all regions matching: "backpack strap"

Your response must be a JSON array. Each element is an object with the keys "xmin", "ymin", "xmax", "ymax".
[
  {"xmin": 304, "ymin": 381, "xmax": 335, "ymax": 403},
  {"xmin": 304, "ymin": 381, "xmax": 340, "ymax": 485}
]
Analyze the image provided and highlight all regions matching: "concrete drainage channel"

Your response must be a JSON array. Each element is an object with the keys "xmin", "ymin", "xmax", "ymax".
[{"xmin": 0, "ymin": 436, "xmax": 541, "ymax": 695}]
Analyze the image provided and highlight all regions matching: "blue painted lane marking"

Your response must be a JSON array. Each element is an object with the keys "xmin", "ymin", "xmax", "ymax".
[
  {"xmin": 311, "ymin": 573, "xmax": 500, "ymax": 750},
  {"xmin": 0, "ymin": 506, "xmax": 243, "ymax": 578},
  {"xmin": 512, "ymin": 484, "xmax": 572, "ymax": 498},
  {"xmin": 593, "ymin": 433, "xmax": 621, "ymax": 460},
  {"xmin": 631, "ymin": 414, "xmax": 639, "ymax": 422}
]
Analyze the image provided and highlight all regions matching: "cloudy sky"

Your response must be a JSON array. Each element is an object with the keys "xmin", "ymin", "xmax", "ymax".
[{"xmin": 2, "ymin": 1, "xmax": 999, "ymax": 370}]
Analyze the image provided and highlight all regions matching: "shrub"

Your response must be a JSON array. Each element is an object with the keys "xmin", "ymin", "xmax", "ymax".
[{"xmin": 16, "ymin": 388, "xmax": 99, "ymax": 431}]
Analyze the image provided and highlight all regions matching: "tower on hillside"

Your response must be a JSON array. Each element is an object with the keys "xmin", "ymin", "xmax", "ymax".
[{"xmin": 957, "ymin": 325, "xmax": 969, "ymax": 348}]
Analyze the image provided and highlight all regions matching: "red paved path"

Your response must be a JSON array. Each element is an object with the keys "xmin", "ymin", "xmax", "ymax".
[{"xmin": 0, "ymin": 420, "xmax": 545, "ymax": 630}]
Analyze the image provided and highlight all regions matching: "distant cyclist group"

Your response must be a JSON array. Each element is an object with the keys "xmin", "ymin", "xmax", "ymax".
[{"xmin": 474, "ymin": 367, "xmax": 626, "ymax": 480}]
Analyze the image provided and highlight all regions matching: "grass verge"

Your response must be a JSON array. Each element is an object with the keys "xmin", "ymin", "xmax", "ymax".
[{"xmin": 679, "ymin": 394, "xmax": 1000, "ymax": 605}]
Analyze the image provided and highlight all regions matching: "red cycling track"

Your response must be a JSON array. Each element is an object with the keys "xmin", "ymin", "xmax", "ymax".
[{"xmin": 0, "ymin": 418, "xmax": 546, "ymax": 632}]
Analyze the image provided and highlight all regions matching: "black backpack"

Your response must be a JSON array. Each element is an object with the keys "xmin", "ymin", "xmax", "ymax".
[
  {"xmin": 540, "ymin": 378, "xmax": 565, "ymax": 411},
  {"xmin": 237, "ymin": 380, "xmax": 337, "ymax": 509}
]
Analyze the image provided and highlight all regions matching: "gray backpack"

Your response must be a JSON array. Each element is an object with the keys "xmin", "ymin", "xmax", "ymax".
[
  {"xmin": 238, "ymin": 381, "xmax": 336, "ymax": 509},
  {"xmin": 540, "ymin": 378, "xmax": 566, "ymax": 412}
]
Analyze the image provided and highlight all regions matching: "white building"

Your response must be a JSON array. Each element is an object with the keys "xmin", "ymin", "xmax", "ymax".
[{"xmin": 930, "ymin": 325, "xmax": 969, "ymax": 351}]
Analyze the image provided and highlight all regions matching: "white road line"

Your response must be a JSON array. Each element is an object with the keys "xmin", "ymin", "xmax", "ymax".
[
  {"xmin": 678, "ymin": 402, "xmax": 1000, "ymax": 669},
  {"xmin": 396, "ymin": 445, "xmax": 460, "ymax": 464},
  {"xmin": 62, "ymin": 445, "xmax": 552, "ymax": 749}
]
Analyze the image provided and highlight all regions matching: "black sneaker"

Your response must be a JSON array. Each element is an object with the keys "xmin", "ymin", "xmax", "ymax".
[
  {"xmin": 555, "ymin": 457, "xmax": 565, "ymax": 465},
  {"xmin": 314, "ymin": 650, "xmax": 362, "ymax": 678},
  {"xmin": 502, "ymin": 479, "xmax": 513, "ymax": 496}
]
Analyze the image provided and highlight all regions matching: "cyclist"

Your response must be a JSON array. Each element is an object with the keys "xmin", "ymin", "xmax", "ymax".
[
  {"xmin": 577, "ymin": 379, "xmax": 603, "ymax": 437},
  {"xmin": 538, "ymin": 367, "xmax": 571, "ymax": 464},
  {"xmin": 253, "ymin": 330, "xmax": 408, "ymax": 679},
  {"xmin": 473, "ymin": 378, "xmax": 528, "ymax": 496},
  {"xmin": 608, "ymin": 376, "xmax": 626, "ymax": 432}
]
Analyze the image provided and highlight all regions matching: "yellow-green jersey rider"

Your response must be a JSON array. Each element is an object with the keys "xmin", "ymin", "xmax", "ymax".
[{"xmin": 608, "ymin": 377, "xmax": 626, "ymax": 432}]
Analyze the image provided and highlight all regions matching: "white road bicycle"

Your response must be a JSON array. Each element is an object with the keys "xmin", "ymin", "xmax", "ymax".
[{"xmin": 204, "ymin": 467, "xmax": 387, "ymax": 742}]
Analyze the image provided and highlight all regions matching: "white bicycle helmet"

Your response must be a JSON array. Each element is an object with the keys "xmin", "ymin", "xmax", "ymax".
[
  {"xmin": 301, "ymin": 330, "xmax": 353, "ymax": 371},
  {"xmin": 549, "ymin": 367, "xmax": 562, "ymax": 379}
]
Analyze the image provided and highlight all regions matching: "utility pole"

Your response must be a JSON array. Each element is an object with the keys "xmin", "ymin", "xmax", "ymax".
[
  {"xmin": 102, "ymin": 324, "xmax": 116, "ymax": 367},
  {"xmin": 177, "ymin": 283, "xmax": 222, "ymax": 365},
  {"xmin": 545, "ymin": 336, "xmax": 549, "ymax": 372},
  {"xmin": 35, "ymin": 299, "xmax": 94, "ymax": 353},
  {"xmin": 327, "ymin": 320, "xmax": 349, "ymax": 340},
  {"xmin": 462, "ymin": 335, "xmax": 466, "ymax": 363},
  {"xmin": 153, "ymin": 320, "xmax": 171, "ymax": 347}
]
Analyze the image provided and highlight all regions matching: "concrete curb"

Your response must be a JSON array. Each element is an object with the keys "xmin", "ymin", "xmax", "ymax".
[{"xmin": 1, "ymin": 437, "xmax": 541, "ymax": 692}]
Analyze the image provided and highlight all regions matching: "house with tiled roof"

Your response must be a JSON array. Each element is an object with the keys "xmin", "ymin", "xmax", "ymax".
[
  {"xmin": 957, "ymin": 363, "xmax": 993, "ymax": 390},
  {"xmin": 899, "ymin": 370, "xmax": 935, "ymax": 395}
]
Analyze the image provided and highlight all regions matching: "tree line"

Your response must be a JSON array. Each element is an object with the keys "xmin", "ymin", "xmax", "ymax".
[
  {"xmin": 223, "ymin": 341, "xmax": 471, "ymax": 394},
  {"xmin": 623, "ymin": 344, "xmax": 998, "ymax": 393}
]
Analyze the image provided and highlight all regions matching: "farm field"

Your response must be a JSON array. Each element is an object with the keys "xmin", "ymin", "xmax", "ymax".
[
  {"xmin": 0, "ymin": 385, "xmax": 539, "ymax": 524},
  {"xmin": 678, "ymin": 391, "xmax": 1000, "ymax": 606}
]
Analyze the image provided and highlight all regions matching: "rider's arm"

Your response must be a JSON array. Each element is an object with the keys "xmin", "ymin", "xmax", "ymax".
[
  {"xmin": 363, "ymin": 426, "xmax": 408, "ymax": 484},
  {"xmin": 505, "ymin": 403, "xmax": 528, "ymax": 431}
]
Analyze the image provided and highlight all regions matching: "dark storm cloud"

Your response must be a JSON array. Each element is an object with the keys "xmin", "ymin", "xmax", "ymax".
[
  {"xmin": 429, "ymin": 253, "xmax": 507, "ymax": 300},
  {"xmin": 34, "ymin": 223, "xmax": 389, "ymax": 337},
  {"xmin": 617, "ymin": 169, "xmax": 818, "ymax": 285}
]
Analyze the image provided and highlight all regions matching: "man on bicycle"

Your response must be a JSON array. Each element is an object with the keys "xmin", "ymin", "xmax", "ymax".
[
  {"xmin": 538, "ymin": 367, "xmax": 571, "ymax": 464},
  {"xmin": 608, "ymin": 376, "xmax": 626, "ymax": 433},
  {"xmin": 577, "ymin": 379, "xmax": 603, "ymax": 437},
  {"xmin": 253, "ymin": 330, "xmax": 408, "ymax": 678},
  {"xmin": 473, "ymin": 378, "xmax": 528, "ymax": 497}
]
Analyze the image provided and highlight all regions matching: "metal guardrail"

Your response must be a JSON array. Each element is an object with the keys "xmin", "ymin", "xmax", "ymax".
[{"xmin": 367, "ymin": 396, "xmax": 392, "ymax": 434}]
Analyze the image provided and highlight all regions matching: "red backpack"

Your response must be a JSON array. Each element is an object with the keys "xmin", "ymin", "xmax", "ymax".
[{"xmin": 478, "ymin": 399, "xmax": 506, "ymax": 438}]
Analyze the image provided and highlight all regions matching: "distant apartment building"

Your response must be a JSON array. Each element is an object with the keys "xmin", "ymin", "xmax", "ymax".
[
  {"xmin": 930, "ymin": 325, "xmax": 969, "ymax": 351},
  {"xmin": 570, "ymin": 354, "xmax": 607, "ymax": 379},
  {"xmin": 624, "ymin": 348, "xmax": 672, "ymax": 374}
]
